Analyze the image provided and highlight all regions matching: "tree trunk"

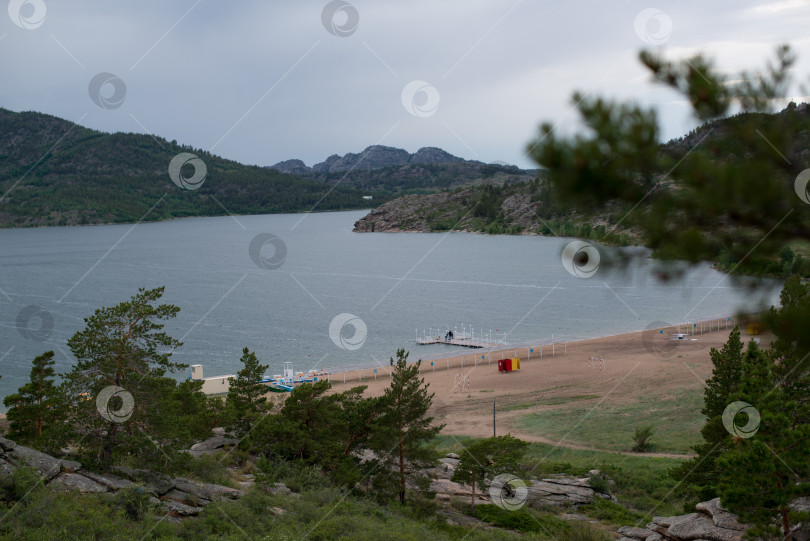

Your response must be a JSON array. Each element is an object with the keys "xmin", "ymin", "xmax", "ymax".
[
  {"xmin": 781, "ymin": 506, "xmax": 791, "ymax": 540},
  {"xmin": 398, "ymin": 422, "xmax": 405, "ymax": 504},
  {"xmin": 102, "ymin": 421, "xmax": 117, "ymax": 464},
  {"xmin": 37, "ymin": 396, "xmax": 42, "ymax": 436},
  {"xmin": 102, "ymin": 373, "xmax": 121, "ymax": 464},
  {"xmin": 470, "ymin": 481, "xmax": 476, "ymax": 513}
]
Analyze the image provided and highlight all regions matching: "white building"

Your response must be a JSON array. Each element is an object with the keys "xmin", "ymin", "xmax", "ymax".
[{"xmin": 190, "ymin": 364, "xmax": 235, "ymax": 395}]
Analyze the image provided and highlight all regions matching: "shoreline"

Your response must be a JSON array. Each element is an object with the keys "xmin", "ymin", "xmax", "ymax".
[
  {"xmin": 319, "ymin": 312, "xmax": 754, "ymax": 391},
  {"xmin": 0, "ymin": 207, "xmax": 374, "ymax": 231},
  {"xmin": 319, "ymin": 319, "xmax": 769, "ymax": 448}
]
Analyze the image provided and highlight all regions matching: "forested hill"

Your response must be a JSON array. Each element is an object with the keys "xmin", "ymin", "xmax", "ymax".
[
  {"xmin": 354, "ymin": 103, "xmax": 810, "ymax": 248},
  {"xmin": 0, "ymin": 108, "xmax": 381, "ymax": 228},
  {"xmin": 0, "ymin": 108, "xmax": 538, "ymax": 228}
]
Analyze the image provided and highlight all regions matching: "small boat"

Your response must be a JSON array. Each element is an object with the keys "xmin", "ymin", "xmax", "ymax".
[{"xmin": 261, "ymin": 364, "xmax": 330, "ymax": 392}]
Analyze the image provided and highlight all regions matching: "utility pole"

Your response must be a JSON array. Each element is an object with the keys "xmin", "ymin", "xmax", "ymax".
[{"xmin": 493, "ymin": 397, "xmax": 496, "ymax": 437}]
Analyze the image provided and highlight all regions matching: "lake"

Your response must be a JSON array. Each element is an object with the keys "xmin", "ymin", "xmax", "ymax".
[{"xmin": 0, "ymin": 210, "xmax": 779, "ymax": 401}]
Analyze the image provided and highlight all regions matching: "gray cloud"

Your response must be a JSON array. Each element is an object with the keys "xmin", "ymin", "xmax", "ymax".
[{"xmin": 2, "ymin": 0, "xmax": 809, "ymax": 169}]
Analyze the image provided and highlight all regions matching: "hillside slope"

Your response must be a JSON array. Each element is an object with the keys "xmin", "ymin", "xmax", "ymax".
[
  {"xmin": 354, "ymin": 104, "xmax": 810, "ymax": 247},
  {"xmin": 0, "ymin": 108, "xmax": 380, "ymax": 228}
]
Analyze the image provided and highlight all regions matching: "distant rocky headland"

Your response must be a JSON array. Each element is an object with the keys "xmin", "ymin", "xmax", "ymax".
[{"xmin": 270, "ymin": 145, "xmax": 465, "ymax": 175}]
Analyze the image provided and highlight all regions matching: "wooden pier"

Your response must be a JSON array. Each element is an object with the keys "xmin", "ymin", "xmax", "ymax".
[{"xmin": 416, "ymin": 337, "xmax": 499, "ymax": 349}]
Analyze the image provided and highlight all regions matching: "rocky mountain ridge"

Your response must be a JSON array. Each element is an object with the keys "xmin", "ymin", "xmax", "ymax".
[{"xmin": 270, "ymin": 145, "xmax": 466, "ymax": 175}]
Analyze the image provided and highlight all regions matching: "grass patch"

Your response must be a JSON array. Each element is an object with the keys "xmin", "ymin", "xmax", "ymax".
[
  {"xmin": 474, "ymin": 505, "xmax": 614, "ymax": 540},
  {"xmin": 430, "ymin": 434, "xmax": 474, "ymax": 455},
  {"xmin": 580, "ymin": 496, "xmax": 649, "ymax": 527},
  {"xmin": 500, "ymin": 395, "xmax": 600, "ymax": 412},
  {"xmin": 515, "ymin": 389, "xmax": 704, "ymax": 454},
  {"xmin": 475, "ymin": 504, "xmax": 568, "ymax": 535}
]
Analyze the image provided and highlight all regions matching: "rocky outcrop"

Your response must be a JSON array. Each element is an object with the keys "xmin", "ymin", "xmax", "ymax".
[
  {"xmin": 410, "ymin": 147, "xmax": 463, "ymax": 165},
  {"xmin": 0, "ymin": 435, "xmax": 76, "ymax": 480},
  {"xmin": 270, "ymin": 159, "xmax": 310, "ymax": 175},
  {"xmin": 312, "ymin": 145, "xmax": 411, "ymax": 173},
  {"xmin": 525, "ymin": 477, "xmax": 597, "ymax": 507},
  {"xmin": 351, "ymin": 187, "xmax": 552, "ymax": 234},
  {"xmin": 616, "ymin": 497, "xmax": 810, "ymax": 541},
  {"xmin": 0, "ymin": 435, "xmax": 245, "ymax": 518},
  {"xmin": 423, "ymin": 452, "xmax": 615, "ymax": 510},
  {"xmin": 50, "ymin": 472, "xmax": 109, "ymax": 493},
  {"xmin": 271, "ymin": 145, "xmax": 465, "ymax": 175},
  {"xmin": 187, "ymin": 434, "xmax": 239, "ymax": 457}
]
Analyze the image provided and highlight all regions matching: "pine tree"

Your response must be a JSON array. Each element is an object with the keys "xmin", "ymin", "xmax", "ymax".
[
  {"xmin": 3, "ymin": 351, "xmax": 63, "ymax": 448},
  {"xmin": 670, "ymin": 328, "xmax": 746, "ymax": 504},
  {"xmin": 371, "ymin": 349, "xmax": 444, "ymax": 504},
  {"xmin": 226, "ymin": 347, "xmax": 270, "ymax": 436},
  {"xmin": 766, "ymin": 276, "xmax": 810, "ymax": 424},
  {"xmin": 64, "ymin": 286, "xmax": 184, "ymax": 467},
  {"xmin": 717, "ymin": 343, "xmax": 810, "ymax": 539},
  {"xmin": 527, "ymin": 45, "xmax": 808, "ymax": 280},
  {"xmin": 265, "ymin": 380, "xmax": 341, "ymax": 462},
  {"xmin": 451, "ymin": 435, "xmax": 529, "ymax": 512}
]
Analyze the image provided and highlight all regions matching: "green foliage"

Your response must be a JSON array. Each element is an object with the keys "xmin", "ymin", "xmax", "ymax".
[
  {"xmin": 631, "ymin": 425, "xmax": 655, "ymax": 452},
  {"xmin": 109, "ymin": 486, "xmax": 154, "ymax": 521},
  {"xmin": 474, "ymin": 503, "xmax": 563, "ymax": 534},
  {"xmin": 527, "ymin": 46, "xmax": 810, "ymax": 279},
  {"xmin": 716, "ymin": 341, "xmax": 810, "ymax": 540},
  {"xmin": 580, "ymin": 495, "xmax": 647, "ymax": 527},
  {"xmin": 671, "ymin": 291, "xmax": 810, "ymax": 538},
  {"xmin": 62, "ymin": 286, "xmax": 191, "ymax": 468},
  {"xmin": 226, "ymin": 347, "xmax": 270, "ymax": 437},
  {"xmin": 257, "ymin": 381, "xmax": 382, "ymax": 487},
  {"xmin": 2, "ymin": 351, "xmax": 64, "ymax": 450},
  {"xmin": 767, "ymin": 275, "xmax": 810, "ymax": 381},
  {"xmin": 556, "ymin": 521, "xmax": 613, "ymax": 541},
  {"xmin": 371, "ymin": 349, "xmax": 444, "ymax": 504},
  {"xmin": 255, "ymin": 456, "xmax": 330, "ymax": 493},
  {"xmin": 170, "ymin": 452, "xmax": 238, "ymax": 487},
  {"xmin": 0, "ymin": 108, "xmax": 384, "ymax": 228},
  {"xmin": 0, "ymin": 466, "xmax": 43, "ymax": 502},
  {"xmin": 259, "ymin": 380, "xmax": 336, "ymax": 462},
  {"xmin": 587, "ymin": 474, "xmax": 609, "ymax": 494},
  {"xmin": 526, "ymin": 45, "xmax": 810, "ymax": 537},
  {"xmin": 451, "ymin": 435, "xmax": 529, "ymax": 511},
  {"xmin": 670, "ymin": 327, "xmax": 745, "ymax": 505}
]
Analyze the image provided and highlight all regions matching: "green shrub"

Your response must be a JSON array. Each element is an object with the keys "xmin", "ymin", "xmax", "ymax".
[
  {"xmin": 580, "ymin": 495, "xmax": 648, "ymax": 526},
  {"xmin": 474, "ymin": 504, "xmax": 568, "ymax": 535},
  {"xmin": 110, "ymin": 485, "xmax": 154, "ymax": 521},
  {"xmin": 255, "ymin": 457, "xmax": 328, "ymax": 493},
  {"xmin": 1, "ymin": 466, "xmax": 43, "ymax": 502},
  {"xmin": 557, "ymin": 521, "xmax": 613, "ymax": 541},
  {"xmin": 587, "ymin": 474, "xmax": 610, "ymax": 494},
  {"xmin": 631, "ymin": 425, "xmax": 655, "ymax": 452},
  {"xmin": 173, "ymin": 452, "xmax": 235, "ymax": 487}
]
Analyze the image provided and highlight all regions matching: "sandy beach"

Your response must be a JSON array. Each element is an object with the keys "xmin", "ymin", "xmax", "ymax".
[{"xmin": 322, "ymin": 319, "xmax": 768, "ymax": 455}]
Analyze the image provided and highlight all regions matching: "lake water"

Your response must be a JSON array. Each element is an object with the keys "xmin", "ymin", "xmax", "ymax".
[{"xmin": 0, "ymin": 210, "xmax": 779, "ymax": 401}]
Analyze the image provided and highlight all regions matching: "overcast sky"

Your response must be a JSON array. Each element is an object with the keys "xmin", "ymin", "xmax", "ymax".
[{"xmin": 2, "ymin": 0, "xmax": 809, "ymax": 169}]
